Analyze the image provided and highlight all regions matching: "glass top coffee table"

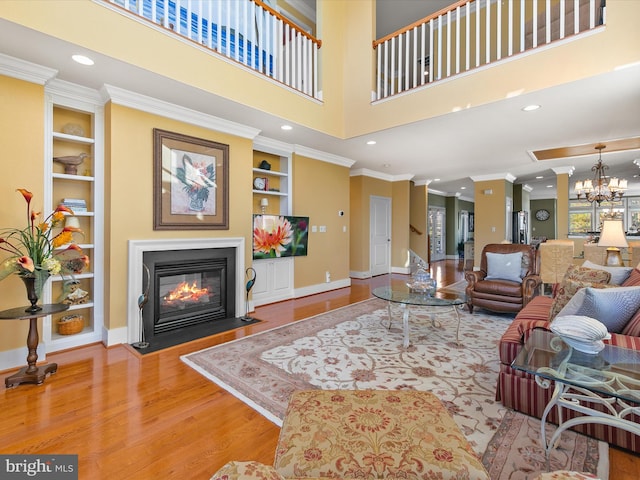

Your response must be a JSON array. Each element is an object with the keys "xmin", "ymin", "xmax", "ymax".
[
  {"xmin": 512, "ymin": 329, "xmax": 640, "ymax": 458},
  {"xmin": 372, "ymin": 286, "xmax": 466, "ymax": 348}
]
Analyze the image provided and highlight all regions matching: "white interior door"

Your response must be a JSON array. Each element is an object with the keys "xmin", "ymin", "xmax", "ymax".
[
  {"xmin": 429, "ymin": 207, "xmax": 446, "ymax": 262},
  {"xmin": 370, "ymin": 196, "xmax": 391, "ymax": 276}
]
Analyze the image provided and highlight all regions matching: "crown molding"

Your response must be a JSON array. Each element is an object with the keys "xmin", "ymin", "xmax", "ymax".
[
  {"xmin": 47, "ymin": 78, "xmax": 104, "ymax": 106},
  {"xmin": 0, "ymin": 53, "xmax": 57, "ymax": 85},
  {"xmin": 254, "ymin": 136, "xmax": 294, "ymax": 157},
  {"xmin": 101, "ymin": 84, "xmax": 261, "ymax": 139},
  {"xmin": 470, "ymin": 172, "xmax": 517, "ymax": 183},
  {"xmin": 552, "ymin": 166, "xmax": 576, "ymax": 176},
  {"xmin": 522, "ymin": 184, "xmax": 534, "ymax": 192},
  {"xmin": 294, "ymin": 145, "xmax": 355, "ymax": 167},
  {"xmin": 350, "ymin": 168, "xmax": 414, "ymax": 182}
]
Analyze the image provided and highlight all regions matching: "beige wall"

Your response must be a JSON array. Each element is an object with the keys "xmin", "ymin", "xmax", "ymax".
[
  {"xmin": 3, "ymin": 1, "xmax": 638, "ymax": 142},
  {"xmin": 391, "ymin": 181, "xmax": 410, "ymax": 269},
  {"xmin": 292, "ymin": 155, "xmax": 350, "ymax": 288},
  {"xmin": 106, "ymin": 103, "xmax": 254, "ymax": 330},
  {"xmin": 410, "ymin": 184, "xmax": 428, "ymax": 262},
  {"xmin": 473, "ymin": 179, "xmax": 508, "ymax": 265},
  {"xmin": 0, "ymin": 76, "xmax": 45, "ymax": 351}
]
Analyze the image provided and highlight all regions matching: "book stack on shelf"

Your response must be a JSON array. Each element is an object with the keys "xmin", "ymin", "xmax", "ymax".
[{"xmin": 60, "ymin": 198, "xmax": 87, "ymax": 214}]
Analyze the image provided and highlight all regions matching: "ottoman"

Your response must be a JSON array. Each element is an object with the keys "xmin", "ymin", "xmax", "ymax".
[{"xmin": 274, "ymin": 390, "xmax": 489, "ymax": 479}]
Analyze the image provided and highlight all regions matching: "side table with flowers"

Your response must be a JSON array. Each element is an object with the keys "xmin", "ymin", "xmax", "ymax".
[{"xmin": 0, "ymin": 189, "xmax": 89, "ymax": 387}]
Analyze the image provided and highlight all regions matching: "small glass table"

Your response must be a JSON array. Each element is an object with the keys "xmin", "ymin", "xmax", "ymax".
[
  {"xmin": 512, "ymin": 329, "xmax": 640, "ymax": 458},
  {"xmin": 372, "ymin": 286, "xmax": 466, "ymax": 348}
]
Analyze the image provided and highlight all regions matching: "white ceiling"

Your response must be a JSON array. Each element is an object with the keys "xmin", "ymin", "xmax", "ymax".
[{"xmin": 1, "ymin": 2, "xmax": 639, "ymax": 202}]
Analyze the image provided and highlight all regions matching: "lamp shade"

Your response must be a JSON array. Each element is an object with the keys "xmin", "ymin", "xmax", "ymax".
[
  {"xmin": 598, "ymin": 220, "xmax": 628, "ymax": 248},
  {"xmin": 260, "ymin": 198, "xmax": 269, "ymax": 207},
  {"xmin": 65, "ymin": 216, "xmax": 81, "ymax": 229}
]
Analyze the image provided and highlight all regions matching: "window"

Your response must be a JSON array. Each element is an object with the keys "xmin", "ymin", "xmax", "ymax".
[{"xmin": 569, "ymin": 199, "xmax": 594, "ymax": 234}]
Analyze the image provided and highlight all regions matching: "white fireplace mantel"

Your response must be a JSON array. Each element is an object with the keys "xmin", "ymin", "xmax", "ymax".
[{"xmin": 127, "ymin": 237, "xmax": 245, "ymax": 344}]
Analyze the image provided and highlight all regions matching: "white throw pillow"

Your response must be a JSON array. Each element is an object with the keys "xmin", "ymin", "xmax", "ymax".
[
  {"xmin": 485, "ymin": 251, "xmax": 523, "ymax": 283},
  {"xmin": 556, "ymin": 285, "xmax": 640, "ymax": 333},
  {"xmin": 582, "ymin": 260, "xmax": 633, "ymax": 285}
]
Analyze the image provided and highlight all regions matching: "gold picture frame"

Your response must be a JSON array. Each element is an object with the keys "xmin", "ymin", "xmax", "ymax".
[{"xmin": 153, "ymin": 128, "xmax": 229, "ymax": 230}]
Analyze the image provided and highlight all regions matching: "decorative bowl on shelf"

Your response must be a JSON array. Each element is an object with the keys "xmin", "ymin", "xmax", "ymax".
[{"xmin": 58, "ymin": 314, "xmax": 84, "ymax": 335}]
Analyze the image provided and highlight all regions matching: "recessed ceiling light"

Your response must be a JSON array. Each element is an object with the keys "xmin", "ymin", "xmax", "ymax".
[
  {"xmin": 536, "ymin": 175, "xmax": 544, "ymax": 179},
  {"xmin": 281, "ymin": 125, "xmax": 293, "ymax": 131},
  {"xmin": 383, "ymin": 163, "xmax": 391, "ymax": 168},
  {"xmin": 72, "ymin": 54, "xmax": 94, "ymax": 66},
  {"xmin": 366, "ymin": 140, "xmax": 376, "ymax": 145},
  {"xmin": 434, "ymin": 178, "xmax": 441, "ymax": 181},
  {"xmin": 546, "ymin": 185, "xmax": 553, "ymax": 188},
  {"xmin": 460, "ymin": 186, "xmax": 466, "ymax": 190},
  {"xmin": 522, "ymin": 104, "xmax": 541, "ymax": 112}
]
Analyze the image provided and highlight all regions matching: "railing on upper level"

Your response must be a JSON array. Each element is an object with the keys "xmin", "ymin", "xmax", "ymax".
[
  {"xmin": 102, "ymin": 0, "xmax": 322, "ymax": 100},
  {"xmin": 373, "ymin": 0, "xmax": 605, "ymax": 101}
]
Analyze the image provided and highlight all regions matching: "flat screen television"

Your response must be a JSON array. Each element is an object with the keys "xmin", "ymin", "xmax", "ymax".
[{"xmin": 252, "ymin": 214, "xmax": 309, "ymax": 259}]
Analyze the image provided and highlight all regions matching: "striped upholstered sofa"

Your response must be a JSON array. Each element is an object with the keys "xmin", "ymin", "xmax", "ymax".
[{"xmin": 496, "ymin": 266, "xmax": 640, "ymax": 453}]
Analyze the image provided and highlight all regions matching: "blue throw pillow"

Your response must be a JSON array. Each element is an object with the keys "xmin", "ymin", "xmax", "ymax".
[
  {"xmin": 582, "ymin": 260, "xmax": 633, "ymax": 286},
  {"xmin": 557, "ymin": 286, "xmax": 640, "ymax": 333},
  {"xmin": 485, "ymin": 251, "xmax": 523, "ymax": 283}
]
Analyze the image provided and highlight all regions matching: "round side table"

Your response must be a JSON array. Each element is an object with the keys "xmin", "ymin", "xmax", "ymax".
[{"xmin": 0, "ymin": 303, "xmax": 69, "ymax": 388}]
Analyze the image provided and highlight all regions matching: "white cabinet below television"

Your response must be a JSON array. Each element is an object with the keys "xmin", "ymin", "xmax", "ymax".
[{"xmin": 251, "ymin": 258, "xmax": 294, "ymax": 307}]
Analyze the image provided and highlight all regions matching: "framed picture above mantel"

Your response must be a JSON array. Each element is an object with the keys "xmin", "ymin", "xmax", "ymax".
[{"xmin": 153, "ymin": 128, "xmax": 229, "ymax": 230}]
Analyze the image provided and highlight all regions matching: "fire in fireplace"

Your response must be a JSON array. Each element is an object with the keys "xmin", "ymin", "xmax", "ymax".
[{"xmin": 142, "ymin": 247, "xmax": 236, "ymax": 345}]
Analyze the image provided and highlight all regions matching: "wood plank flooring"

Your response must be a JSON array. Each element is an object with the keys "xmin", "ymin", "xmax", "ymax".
[{"xmin": 0, "ymin": 260, "xmax": 637, "ymax": 479}]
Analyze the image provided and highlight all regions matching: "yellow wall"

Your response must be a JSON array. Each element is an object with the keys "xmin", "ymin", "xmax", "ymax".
[
  {"xmin": 105, "ymin": 103, "xmax": 254, "ymax": 330},
  {"xmin": 3, "ymin": 1, "xmax": 638, "ymax": 142},
  {"xmin": 292, "ymin": 156, "xmax": 350, "ymax": 287},
  {"xmin": 392, "ymin": 181, "xmax": 410, "ymax": 269},
  {"xmin": 473, "ymin": 179, "xmax": 508, "ymax": 265},
  {"xmin": 0, "ymin": 76, "xmax": 45, "ymax": 351},
  {"xmin": 410, "ymin": 183, "xmax": 428, "ymax": 262}
]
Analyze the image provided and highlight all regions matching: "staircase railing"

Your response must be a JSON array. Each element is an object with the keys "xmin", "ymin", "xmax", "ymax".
[
  {"xmin": 373, "ymin": 0, "xmax": 605, "ymax": 100},
  {"xmin": 101, "ymin": 0, "xmax": 322, "ymax": 100}
]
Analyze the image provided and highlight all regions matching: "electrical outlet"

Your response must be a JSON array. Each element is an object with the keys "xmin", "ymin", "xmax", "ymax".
[
  {"xmin": 319, "ymin": 225, "xmax": 327, "ymax": 232},
  {"xmin": 325, "ymin": 271, "xmax": 331, "ymax": 283}
]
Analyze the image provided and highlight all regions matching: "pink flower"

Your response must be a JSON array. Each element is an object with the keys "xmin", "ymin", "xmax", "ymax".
[{"xmin": 17, "ymin": 256, "xmax": 35, "ymax": 272}]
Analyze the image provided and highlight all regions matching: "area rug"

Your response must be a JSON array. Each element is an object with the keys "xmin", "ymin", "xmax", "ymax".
[{"xmin": 181, "ymin": 299, "xmax": 608, "ymax": 479}]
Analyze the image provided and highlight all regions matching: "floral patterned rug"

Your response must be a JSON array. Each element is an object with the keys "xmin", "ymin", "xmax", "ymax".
[{"xmin": 182, "ymin": 299, "xmax": 608, "ymax": 479}]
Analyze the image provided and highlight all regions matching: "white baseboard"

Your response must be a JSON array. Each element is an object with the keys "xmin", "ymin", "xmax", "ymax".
[
  {"xmin": 294, "ymin": 278, "xmax": 351, "ymax": 298},
  {"xmin": 391, "ymin": 266, "xmax": 410, "ymax": 274},
  {"xmin": 350, "ymin": 270, "xmax": 371, "ymax": 279},
  {"xmin": 0, "ymin": 343, "xmax": 45, "ymax": 372},
  {"xmin": 104, "ymin": 326, "xmax": 127, "ymax": 347}
]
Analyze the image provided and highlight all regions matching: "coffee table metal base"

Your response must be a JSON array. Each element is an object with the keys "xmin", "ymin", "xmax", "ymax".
[{"xmin": 386, "ymin": 303, "xmax": 462, "ymax": 348}]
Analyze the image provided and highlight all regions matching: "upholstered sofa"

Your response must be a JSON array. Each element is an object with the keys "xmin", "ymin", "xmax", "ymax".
[{"xmin": 497, "ymin": 264, "xmax": 640, "ymax": 453}]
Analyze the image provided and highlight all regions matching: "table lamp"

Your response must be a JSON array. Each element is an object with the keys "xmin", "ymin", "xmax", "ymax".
[
  {"xmin": 260, "ymin": 197, "xmax": 269, "ymax": 214},
  {"xmin": 598, "ymin": 219, "xmax": 628, "ymax": 266}
]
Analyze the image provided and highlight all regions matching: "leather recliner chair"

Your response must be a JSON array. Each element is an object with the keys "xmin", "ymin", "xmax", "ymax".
[{"xmin": 465, "ymin": 243, "xmax": 541, "ymax": 314}]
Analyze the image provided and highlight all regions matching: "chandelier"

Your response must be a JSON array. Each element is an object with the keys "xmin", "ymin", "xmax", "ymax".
[{"xmin": 574, "ymin": 144, "xmax": 627, "ymax": 205}]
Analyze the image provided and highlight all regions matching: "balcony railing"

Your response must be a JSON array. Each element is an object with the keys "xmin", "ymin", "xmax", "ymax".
[
  {"xmin": 102, "ymin": 0, "xmax": 322, "ymax": 100},
  {"xmin": 373, "ymin": 0, "xmax": 605, "ymax": 100}
]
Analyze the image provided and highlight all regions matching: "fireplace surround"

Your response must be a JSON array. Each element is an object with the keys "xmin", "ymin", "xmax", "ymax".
[{"xmin": 127, "ymin": 238, "xmax": 245, "ymax": 345}]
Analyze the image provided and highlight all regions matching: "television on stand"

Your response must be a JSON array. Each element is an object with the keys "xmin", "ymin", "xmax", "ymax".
[{"xmin": 252, "ymin": 214, "xmax": 309, "ymax": 259}]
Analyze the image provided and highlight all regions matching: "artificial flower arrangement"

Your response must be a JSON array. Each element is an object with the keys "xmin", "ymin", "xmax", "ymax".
[{"xmin": 0, "ymin": 189, "xmax": 90, "ymax": 298}]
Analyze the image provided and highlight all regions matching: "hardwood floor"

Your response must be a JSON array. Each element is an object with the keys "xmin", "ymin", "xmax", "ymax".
[{"xmin": 0, "ymin": 260, "xmax": 637, "ymax": 479}]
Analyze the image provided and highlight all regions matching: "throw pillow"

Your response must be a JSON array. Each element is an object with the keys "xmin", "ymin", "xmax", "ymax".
[
  {"xmin": 561, "ymin": 264, "xmax": 612, "ymax": 285},
  {"xmin": 582, "ymin": 260, "xmax": 633, "ymax": 285},
  {"xmin": 485, "ymin": 251, "xmax": 523, "ymax": 283},
  {"xmin": 548, "ymin": 279, "xmax": 610, "ymax": 321},
  {"xmin": 556, "ymin": 286, "xmax": 640, "ymax": 333}
]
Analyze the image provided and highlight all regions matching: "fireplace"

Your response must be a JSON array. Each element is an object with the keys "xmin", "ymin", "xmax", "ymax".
[
  {"xmin": 143, "ymin": 248, "xmax": 235, "ymax": 341},
  {"xmin": 127, "ymin": 238, "xmax": 246, "ymax": 346}
]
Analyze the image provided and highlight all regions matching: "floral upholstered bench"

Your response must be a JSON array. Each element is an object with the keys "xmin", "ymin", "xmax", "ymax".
[{"xmin": 211, "ymin": 389, "xmax": 490, "ymax": 480}]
